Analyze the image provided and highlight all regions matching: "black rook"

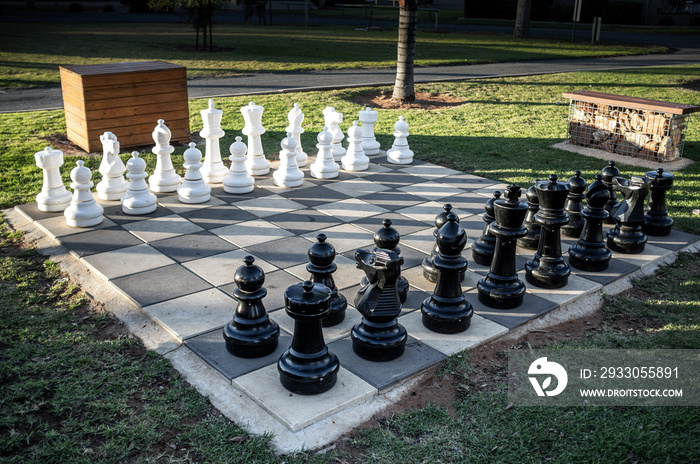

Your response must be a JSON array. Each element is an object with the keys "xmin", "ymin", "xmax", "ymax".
[
  {"xmin": 278, "ymin": 280, "xmax": 339, "ymax": 395},
  {"xmin": 525, "ymin": 174, "xmax": 571, "ymax": 289}
]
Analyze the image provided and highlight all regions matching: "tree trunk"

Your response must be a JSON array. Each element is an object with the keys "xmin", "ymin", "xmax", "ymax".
[
  {"xmin": 513, "ymin": 0, "xmax": 531, "ymax": 38},
  {"xmin": 392, "ymin": 0, "xmax": 418, "ymax": 103}
]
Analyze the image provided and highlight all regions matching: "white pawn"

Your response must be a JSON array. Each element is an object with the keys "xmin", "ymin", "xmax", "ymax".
[
  {"xmin": 64, "ymin": 160, "xmax": 104, "ymax": 228},
  {"xmin": 322, "ymin": 106, "xmax": 345, "ymax": 162},
  {"xmin": 286, "ymin": 103, "xmax": 307, "ymax": 167},
  {"xmin": 272, "ymin": 133, "xmax": 304, "ymax": 188},
  {"xmin": 96, "ymin": 131, "xmax": 128, "ymax": 201},
  {"xmin": 122, "ymin": 152, "xmax": 157, "ymax": 215},
  {"xmin": 34, "ymin": 146, "xmax": 72, "ymax": 212},
  {"xmin": 178, "ymin": 143, "xmax": 211, "ymax": 204},
  {"xmin": 241, "ymin": 101, "xmax": 270, "ymax": 176},
  {"xmin": 386, "ymin": 116, "xmax": 414, "ymax": 165},
  {"xmin": 341, "ymin": 121, "xmax": 369, "ymax": 172},
  {"xmin": 359, "ymin": 107, "xmax": 381, "ymax": 156},
  {"xmin": 223, "ymin": 136, "xmax": 255, "ymax": 194},
  {"xmin": 148, "ymin": 119, "xmax": 181, "ymax": 193},
  {"xmin": 310, "ymin": 126, "xmax": 339, "ymax": 179},
  {"xmin": 199, "ymin": 99, "xmax": 229, "ymax": 184}
]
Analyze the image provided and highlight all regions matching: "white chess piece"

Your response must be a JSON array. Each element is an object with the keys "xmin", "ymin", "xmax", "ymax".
[
  {"xmin": 96, "ymin": 131, "xmax": 128, "ymax": 201},
  {"xmin": 241, "ymin": 101, "xmax": 270, "ymax": 176},
  {"xmin": 223, "ymin": 136, "xmax": 255, "ymax": 194},
  {"xmin": 341, "ymin": 121, "xmax": 369, "ymax": 172},
  {"xmin": 148, "ymin": 119, "xmax": 181, "ymax": 193},
  {"xmin": 34, "ymin": 146, "xmax": 72, "ymax": 212},
  {"xmin": 122, "ymin": 152, "xmax": 157, "ymax": 215},
  {"xmin": 322, "ymin": 106, "xmax": 345, "ymax": 162},
  {"xmin": 199, "ymin": 99, "xmax": 229, "ymax": 184},
  {"xmin": 272, "ymin": 133, "xmax": 304, "ymax": 188},
  {"xmin": 286, "ymin": 103, "xmax": 307, "ymax": 167},
  {"xmin": 386, "ymin": 116, "xmax": 414, "ymax": 165},
  {"xmin": 64, "ymin": 160, "xmax": 104, "ymax": 228},
  {"xmin": 359, "ymin": 107, "xmax": 381, "ymax": 156},
  {"xmin": 178, "ymin": 143, "xmax": 211, "ymax": 204},
  {"xmin": 309, "ymin": 126, "xmax": 339, "ymax": 179}
]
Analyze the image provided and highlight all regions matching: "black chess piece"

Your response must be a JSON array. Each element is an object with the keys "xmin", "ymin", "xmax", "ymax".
[
  {"xmin": 421, "ymin": 213, "xmax": 473, "ymax": 334},
  {"xmin": 607, "ymin": 176, "xmax": 650, "ymax": 254},
  {"xmin": 517, "ymin": 184, "xmax": 540, "ymax": 250},
  {"xmin": 365, "ymin": 219, "xmax": 409, "ymax": 303},
  {"xmin": 278, "ymin": 280, "xmax": 339, "ymax": 395},
  {"xmin": 525, "ymin": 174, "xmax": 571, "ymax": 289},
  {"xmin": 423, "ymin": 204, "xmax": 453, "ymax": 283},
  {"xmin": 643, "ymin": 168, "xmax": 674, "ymax": 236},
  {"xmin": 602, "ymin": 161, "xmax": 621, "ymax": 224},
  {"xmin": 477, "ymin": 185, "xmax": 528, "ymax": 309},
  {"xmin": 568, "ymin": 174, "xmax": 612, "ymax": 271},
  {"xmin": 352, "ymin": 247, "xmax": 407, "ymax": 362},
  {"xmin": 561, "ymin": 170, "xmax": 586, "ymax": 238},
  {"xmin": 472, "ymin": 190, "xmax": 502, "ymax": 266},
  {"xmin": 307, "ymin": 233, "xmax": 347, "ymax": 327},
  {"xmin": 223, "ymin": 256, "xmax": 280, "ymax": 358}
]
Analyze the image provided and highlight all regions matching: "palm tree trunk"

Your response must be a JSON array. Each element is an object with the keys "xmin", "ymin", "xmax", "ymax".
[{"xmin": 392, "ymin": 0, "xmax": 418, "ymax": 103}]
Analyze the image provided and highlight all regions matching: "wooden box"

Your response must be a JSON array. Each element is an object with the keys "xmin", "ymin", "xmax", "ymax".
[{"xmin": 60, "ymin": 61, "xmax": 190, "ymax": 153}]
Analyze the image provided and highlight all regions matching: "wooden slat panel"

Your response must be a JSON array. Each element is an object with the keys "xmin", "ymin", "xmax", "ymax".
[
  {"xmin": 61, "ymin": 61, "xmax": 184, "ymax": 76},
  {"xmin": 85, "ymin": 100, "xmax": 189, "ymax": 120},
  {"xmin": 83, "ymin": 92, "xmax": 187, "ymax": 112},
  {"xmin": 62, "ymin": 93, "xmax": 87, "ymax": 113},
  {"xmin": 80, "ymin": 68, "xmax": 186, "ymax": 89},
  {"xmin": 82, "ymin": 79, "xmax": 187, "ymax": 101},
  {"xmin": 563, "ymin": 91, "xmax": 700, "ymax": 115},
  {"xmin": 87, "ymin": 116, "xmax": 190, "ymax": 135}
]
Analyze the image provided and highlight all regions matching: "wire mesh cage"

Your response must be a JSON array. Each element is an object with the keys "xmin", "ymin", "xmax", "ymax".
[{"xmin": 567, "ymin": 99, "xmax": 690, "ymax": 163}]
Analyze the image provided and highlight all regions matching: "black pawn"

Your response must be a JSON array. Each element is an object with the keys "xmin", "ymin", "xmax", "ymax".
[
  {"xmin": 644, "ymin": 168, "xmax": 674, "ymax": 236},
  {"xmin": 278, "ymin": 280, "xmax": 339, "ymax": 395},
  {"xmin": 472, "ymin": 190, "xmax": 502, "ymax": 266},
  {"xmin": 307, "ymin": 233, "xmax": 347, "ymax": 327},
  {"xmin": 352, "ymin": 248, "xmax": 407, "ymax": 362},
  {"xmin": 525, "ymin": 174, "xmax": 571, "ymax": 289},
  {"xmin": 421, "ymin": 213, "xmax": 474, "ymax": 334},
  {"xmin": 607, "ymin": 176, "xmax": 650, "ymax": 254},
  {"xmin": 477, "ymin": 185, "xmax": 528, "ymax": 309},
  {"xmin": 423, "ymin": 203, "xmax": 453, "ymax": 283},
  {"xmin": 517, "ymin": 184, "xmax": 541, "ymax": 250},
  {"xmin": 223, "ymin": 256, "xmax": 280, "ymax": 358},
  {"xmin": 370, "ymin": 219, "xmax": 409, "ymax": 303},
  {"xmin": 601, "ymin": 161, "xmax": 621, "ymax": 224},
  {"xmin": 568, "ymin": 174, "xmax": 612, "ymax": 272},
  {"xmin": 561, "ymin": 170, "xmax": 587, "ymax": 238}
]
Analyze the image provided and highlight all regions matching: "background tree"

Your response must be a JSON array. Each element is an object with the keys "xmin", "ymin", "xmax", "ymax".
[
  {"xmin": 392, "ymin": 0, "xmax": 418, "ymax": 103},
  {"xmin": 148, "ymin": 0, "xmax": 225, "ymax": 50},
  {"xmin": 513, "ymin": 0, "xmax": 531, "ymax": 38}
]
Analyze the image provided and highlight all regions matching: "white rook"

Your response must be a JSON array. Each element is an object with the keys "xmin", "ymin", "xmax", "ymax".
[
  {"xmin": 34, "ymin": 146, "xmax": 72, "ymax": 212},
  {"xmin": 359, "ymin": 107, "xmax": 381, "ymax": 156}
]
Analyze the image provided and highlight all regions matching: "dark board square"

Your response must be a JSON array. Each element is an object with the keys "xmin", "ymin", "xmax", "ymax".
[
  {"xmin": 58, "ymin": 227, "xmax": 143, "ymax": 257},
  {"xmin": 361, "ymin": 172, "xmax": 429, "ymax": 189},
  {"xmin": 328, "ymin": 337, "xmax": 446, "ymax": 391},
  {"xmin": 266, "ymin": 209, "xmax": 343, "ymax": 235},
  {"xmin": 273, "ymin": 185, "xmax": 352, "ymax": 208},
  {"xmin": 567, "ymin": 255, "xmax": 640, "ymax": 285},
  {"xmin": 149, "ymin": 231, "xmax": 238, "ymax": 263},
  {"xmin": 245, "ymin": 236, "xmax": 315, "ymax": 270},
  {"xmin": 111, "ymin": 264, "xmax": 212, "ymax": 307},
  {"xmin": 358, "ymin": 189, "xmax": 426, "ymax": 211},
  {"xmin": 15, "ymin": 203, "xmax": 60, "ymax": 222},
  {"xmin": 646, "ymin": 229, "xmax": 700, "ymax": 251},
  {"xmin": 353, "ymin": 212, "xmax": 436, "ymax": 237},
  {"xmin": 180, "ymin": 205, "xmax": 257, "ymax": 230},
  {"xmin": 185, "ymin": 328, "xmax": 291, "ymax": 380},
  {"xmin": 469, "ymin": 288, "xmax": 558, "ymax": 329},
  {"xmin": 102, "ymin": 203, "xmax": 173, "ymax": 225}
]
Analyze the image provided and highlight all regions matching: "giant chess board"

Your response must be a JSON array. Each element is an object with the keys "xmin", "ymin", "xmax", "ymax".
[{"xmin": 13, "ymin": 155, "xmax": 700, "ymax": 451}]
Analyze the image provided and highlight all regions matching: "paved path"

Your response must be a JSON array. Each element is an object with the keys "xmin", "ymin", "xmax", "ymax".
[{"xmin": 1, "ymin": 12, "xmax": 699, "ymax": 113}]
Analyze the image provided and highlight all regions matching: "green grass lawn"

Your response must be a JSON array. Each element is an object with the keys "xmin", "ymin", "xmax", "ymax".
[
  {"xmin": 0, "ymin": 22, "xmax": 667, "ymax": 89},
  {"xmin": 1, "ymin": 65, "xmax": 699, "ymax": 462}
]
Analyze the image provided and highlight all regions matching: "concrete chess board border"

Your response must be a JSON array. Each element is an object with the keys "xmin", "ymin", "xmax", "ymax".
[{"xmin": 6, "ymin": 157, "xmax": 700, "ymax": 453}]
